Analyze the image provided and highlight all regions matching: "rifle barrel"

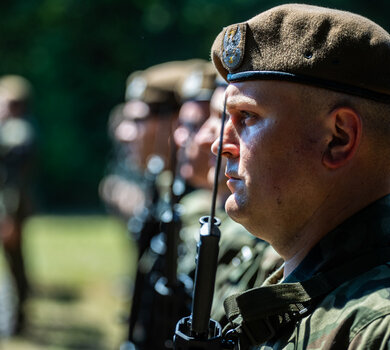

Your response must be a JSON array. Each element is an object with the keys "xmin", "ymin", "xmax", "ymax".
[{"xmin": 190, "ymin": 216, "xmax": 221, "ymax": 337}]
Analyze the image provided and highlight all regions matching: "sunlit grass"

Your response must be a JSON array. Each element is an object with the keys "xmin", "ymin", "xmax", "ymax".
[
  {"xmin": 23, "ymin": 215, "xmax": 137, "ymax": 286},
  {"xmin": 0, "ymin": 214, "xmax": 137, "ymax": 350}
]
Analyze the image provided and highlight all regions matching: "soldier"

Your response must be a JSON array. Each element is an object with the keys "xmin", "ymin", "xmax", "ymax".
[
  {"xmin": 122, "ymin": 60, "xmax": 212, "ymax": 350},
  {"xmin": 99, "ymin": 103, "xmax": 146, "ymax": 220},
  {"xmin": 122, "ymin": 60, "xmax": 209, "ymax": 251},
  {"xmin": 0, "ymin": 75, "xmax": 36, "ymax": 335},
  {"xmin": 210, "ymin": 4, "xmax": 390, "ymax": 349},
  {"xmin": 173, "ymin": 61, "xmax": 220, "ymax": 277},
  {"xmin": 174, "ymin": 60, "xmax": 216, "ymax": 192}
]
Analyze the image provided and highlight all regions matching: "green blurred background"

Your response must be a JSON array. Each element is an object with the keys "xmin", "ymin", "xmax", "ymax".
[
  {"xmin": 1, "ymin": 0, "xmax": 389, "ymax": 212},
  {"xmin": 1, "ymin": 0, "xmax": 390, "ymax": 349}
]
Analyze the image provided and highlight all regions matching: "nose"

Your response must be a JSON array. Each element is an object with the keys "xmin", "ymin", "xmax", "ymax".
[
  {"xmin": 194, "ymin": 118, "xmax": 218, "ymax": 149},
  {"xmin": 211, "ymin": 118, "xmax": 240, "ymax": 158}
]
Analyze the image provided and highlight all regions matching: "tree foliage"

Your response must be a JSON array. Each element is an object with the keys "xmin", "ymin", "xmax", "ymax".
[{"xmin": 0, "ymin": 0, "xmax": 388, "ymax": 211}]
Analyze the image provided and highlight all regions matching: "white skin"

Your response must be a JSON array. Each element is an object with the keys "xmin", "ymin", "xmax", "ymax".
[
  {"xmin": 174, "ymin": 100, "xmax": 210, "ymax": 188},
  {"xmin": 211, "ymin": 80, "xmax": 388, "ymax": 278},
  {"xmin": 194, "ymin": 87, "xmax": 226, "ymax": 188},
  {"xmin": 124, "ymin": 100, "xmax": 177, "ymax": 171}
]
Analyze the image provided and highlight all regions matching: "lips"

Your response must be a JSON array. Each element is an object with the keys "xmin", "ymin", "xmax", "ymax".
[
  {"xmin": 225, "ymin": 174, "xmax": 237, "ymax": 180},
  {"xmin": 225, "ymin": 171, "xmax": 241, "ymax": 193},
  {"xmin": 225, "ymin": 171, "xmax": 241, "ymax": 180}
]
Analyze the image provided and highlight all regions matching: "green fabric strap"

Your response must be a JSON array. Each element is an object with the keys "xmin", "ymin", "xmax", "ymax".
[{"xmin": 223, "ymin": 247, "xmax": 390, "ymax": 348}]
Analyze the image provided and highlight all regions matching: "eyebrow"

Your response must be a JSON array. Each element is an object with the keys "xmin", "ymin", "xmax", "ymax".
[{"xmin": 227, "ymin": 94, "xmax": 259, "ymax": 112}]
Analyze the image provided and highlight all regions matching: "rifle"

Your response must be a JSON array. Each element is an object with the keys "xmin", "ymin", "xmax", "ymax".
[
  {"xmin": 173, "ymin": 97, "xmax": 237, "ymax": 349},
  {"xmin": 124, "ymin": 155, "xmax": 165, "ymax": 348},
  {"xmin": 122, "ymin": 140, "xmax": 192, "ymax": 349},
  {"xmin": 138, "ymin": 131, "xmax": 192, "ymax": 349}
]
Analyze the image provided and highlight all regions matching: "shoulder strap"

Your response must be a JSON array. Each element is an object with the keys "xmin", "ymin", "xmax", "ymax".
[{"xmin": 223, "ymin": 247, "xmax": 390, "ymax": 348}]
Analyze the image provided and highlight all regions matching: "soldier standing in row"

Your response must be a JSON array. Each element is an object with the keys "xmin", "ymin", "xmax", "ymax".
[
  {"xmin": 210, "ymin": 4, "xmax": 390, "ymax": 349},
  {"xmin": 120, "ymin": 60, "xmax": 213, "ymax": 349}
]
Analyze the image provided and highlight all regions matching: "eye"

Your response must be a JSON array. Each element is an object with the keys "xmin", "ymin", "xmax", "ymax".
[{"xmin": 239, "ymin": 111, "xmax": 258, "ymax": 126}]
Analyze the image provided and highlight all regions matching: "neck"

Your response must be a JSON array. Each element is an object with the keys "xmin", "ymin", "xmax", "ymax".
[{"xmin": 282, "ymin": 182, "xmax": 390, "ymax": 279}]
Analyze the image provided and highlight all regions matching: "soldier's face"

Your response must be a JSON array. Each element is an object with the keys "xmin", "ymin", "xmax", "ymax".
[
  {"xmin": 137, "ymin": 115, "xmax": 173, "ymax": 171},
  {"xmin": 194, "ymin": 87, "xmax": 227, "ymax": 188},
  {"xmin": 212, "ymin": 80, "xmax": 327, "ymax": 245},
  {"xmin": 174, "ymin": 100, "xmax": 210, "ymax": 188}
]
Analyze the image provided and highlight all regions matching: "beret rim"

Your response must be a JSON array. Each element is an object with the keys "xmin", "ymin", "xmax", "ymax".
[{"xmin": 228, "ymin": 71, "xmax": 390, "ymax": 104}]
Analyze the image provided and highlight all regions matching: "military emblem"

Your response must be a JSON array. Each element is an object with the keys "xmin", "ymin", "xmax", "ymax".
[{"xmin": 222, "ymin": 23, "xmax": 246, "ymax": 71}]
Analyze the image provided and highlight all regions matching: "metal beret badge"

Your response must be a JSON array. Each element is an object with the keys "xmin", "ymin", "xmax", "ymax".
[{"xmin": 222, "ymin": 23, "xmax": 246, "ymax": 71}]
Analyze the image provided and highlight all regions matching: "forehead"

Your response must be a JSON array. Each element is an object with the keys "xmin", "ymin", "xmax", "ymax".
[{"xmin": 226, "ymin": 80, "xmax": 305, "ymax": 111}]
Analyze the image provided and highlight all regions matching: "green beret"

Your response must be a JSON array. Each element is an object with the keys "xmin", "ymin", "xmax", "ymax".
[{"xmin": 211, "ymin": 4, "xmax": 390, "ymax": 102}]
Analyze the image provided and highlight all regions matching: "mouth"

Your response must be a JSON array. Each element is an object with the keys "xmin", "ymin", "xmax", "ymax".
[
  {"xmin": 225, "ymin": 172, "xmax": 241, "ymax": 180},
  {"xmin": 225, "ymin": 172, "xmax": 242, "ymax": 193}
]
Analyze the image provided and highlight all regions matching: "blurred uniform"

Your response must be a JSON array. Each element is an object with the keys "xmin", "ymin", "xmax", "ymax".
[{"xmin": 0, "ymin": 75, "xmax": 36, "ymax": 335}]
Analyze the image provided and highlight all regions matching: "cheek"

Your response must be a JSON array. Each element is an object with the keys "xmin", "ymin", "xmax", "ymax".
[{"xmin": 239, "ymin": 129, "xmax": 302, "ymax": 195}]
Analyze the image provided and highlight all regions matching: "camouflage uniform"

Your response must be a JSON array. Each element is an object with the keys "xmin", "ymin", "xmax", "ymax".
[
  {"xmin": 207, "ymin": 5, "xmax": 390, "ymax": 348},
  {"xmin": 224, "ymin": 195, "xmax": 390, "ymax": 349},
  {"xmin": 212, "ymin": 239, "xmax": 280, "ymax": 327}
]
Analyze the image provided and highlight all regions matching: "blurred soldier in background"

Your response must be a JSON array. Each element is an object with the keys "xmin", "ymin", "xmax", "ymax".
[
  {"xmin": 0, "ymin": 75, "xmax": 36, "ymax": 335},
  {"xmin": 173, "ymin": 60, "xmax": 216, "ymax": 193},
  {"xmin": 119, "ymin": 60, "xmax": 212, "ymax": 350},
  {"xmin": 99, "ymin": 103, "xmax": 146, "ymax": 221},
  {"xmin": 123, "ymin": 61, "xmax": 200, "ymax": 254},
  {"xmin": 172, "ymin": 60, "xmax": 219, "ymax": 299}
]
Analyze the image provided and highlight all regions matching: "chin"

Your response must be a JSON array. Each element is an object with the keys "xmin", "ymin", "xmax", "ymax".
[{"xmin": 225, "ymin": 195, "xmax": 245, "ymax": 222}]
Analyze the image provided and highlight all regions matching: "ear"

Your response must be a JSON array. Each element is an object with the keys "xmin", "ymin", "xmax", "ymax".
[{"xmin": 322, "ymin": 107, "xmax": 362, "ymax": 169}]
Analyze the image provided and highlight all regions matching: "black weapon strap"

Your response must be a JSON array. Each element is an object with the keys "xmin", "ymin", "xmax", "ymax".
[{"xmin": 223, "ymin": 247, "xmax": 390, "ymax": 349}]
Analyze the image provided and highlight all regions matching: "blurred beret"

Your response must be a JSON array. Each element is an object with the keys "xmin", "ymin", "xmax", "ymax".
[
  {"xmin": 211, "ymin": 4, "xmax": 390, "ymax": 102},
  {"xmin": 125, "ymin": 65, "xmax": 178, "ymax": 113},
  {"xmin": 125, "ymin": 60, "xmax": 210, "ymax": 115},
  {"xmin": 0, "ymin": 75, "xmax": 33, "ymax": 102},
  {"xmin": 178, "ymin": 60, "xmax": 217, "ymax": 102}
]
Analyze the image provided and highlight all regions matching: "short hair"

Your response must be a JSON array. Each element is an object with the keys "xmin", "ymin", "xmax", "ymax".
[{"xmin": 296, "ymin": 84, "xmax": 390, "ymax": 148}]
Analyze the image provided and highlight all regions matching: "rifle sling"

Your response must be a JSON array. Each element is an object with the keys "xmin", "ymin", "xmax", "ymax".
[{"xmin": 223, "ymin": 247, "xmax": 390, "ymax": 348}]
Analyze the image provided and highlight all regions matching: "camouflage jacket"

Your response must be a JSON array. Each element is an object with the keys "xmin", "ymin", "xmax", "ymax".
[{"xmin": 227, "ymin": 195, "xmax": 390, "ymax": 350}]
